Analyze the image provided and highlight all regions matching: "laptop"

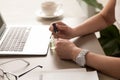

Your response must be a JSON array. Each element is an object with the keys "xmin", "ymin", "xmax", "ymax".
[{"xmin": 0, "ymin": 13, "xmax": 51, "ymax": 56}]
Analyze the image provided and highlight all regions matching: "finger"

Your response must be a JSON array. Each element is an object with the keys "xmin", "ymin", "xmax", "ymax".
[
  {"xmin": 56, "ymin": 24, "xmax": 68, "ymax": 32},
  {"xmin": 49, "ymin": 25, "xmax": 54, "ymax": 32},
  {"xmin": 50, "ymin": 22, "xmax": 59, "ymax": 32},
  {"xmin": 55, "ymin": 21, "xmax": 66, "ymax": 25}
]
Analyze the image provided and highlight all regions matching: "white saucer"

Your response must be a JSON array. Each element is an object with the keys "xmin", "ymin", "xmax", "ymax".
[{"xmin": 36, "ymin": 9, "xmax": 64, "ymax": 19}]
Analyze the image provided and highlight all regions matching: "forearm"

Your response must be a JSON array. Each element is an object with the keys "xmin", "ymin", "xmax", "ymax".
[
  {"xmin": 73, "ymin": 0, "xmax": 116, "ymax": 37},
  {"xmin": 86, "ymin": 52, "xmax": 120, "ymax": 79},
  {"xmin": 74, "ymin": 13, "xmax": 110, "ymax": 37}
]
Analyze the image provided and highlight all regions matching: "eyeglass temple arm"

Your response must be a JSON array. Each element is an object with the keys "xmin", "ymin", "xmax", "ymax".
[{"xmin": 18, "ymin": 65, "xmax": 43, "ymax": 78}]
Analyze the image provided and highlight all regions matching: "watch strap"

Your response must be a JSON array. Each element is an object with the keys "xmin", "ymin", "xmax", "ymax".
[{"xmin": 75, "ymin": 49, "xmax": 89, "ymax": 67}]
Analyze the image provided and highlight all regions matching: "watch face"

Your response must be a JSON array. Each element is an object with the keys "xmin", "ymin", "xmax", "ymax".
[
  {"xmin": 76, "ymin": 55, "xmax": 85, "ymax": 67},
  {"xmin": 75, "ymin": 49, "xmax": 89, "ymax": 67}
]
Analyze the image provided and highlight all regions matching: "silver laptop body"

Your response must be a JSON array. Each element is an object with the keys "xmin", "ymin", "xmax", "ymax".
[{"xmin": 0, "ymin": 13, "xmax": 51, "ymax": 56}]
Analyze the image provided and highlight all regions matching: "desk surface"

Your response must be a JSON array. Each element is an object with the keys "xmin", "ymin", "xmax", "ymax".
[{"xmin": 0, "ymin": 0, "xmax": 117, "ymax": 80}]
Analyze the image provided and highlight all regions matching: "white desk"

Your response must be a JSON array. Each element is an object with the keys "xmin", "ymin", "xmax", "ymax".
[{"xmin": 0, "ymin": 0, "xmax": 117, "ymax": 80}]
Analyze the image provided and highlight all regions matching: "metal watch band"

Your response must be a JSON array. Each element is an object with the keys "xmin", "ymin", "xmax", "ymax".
[{"xmin": 75, "ymin": 49, "xmax": 89, "ymax": 67}]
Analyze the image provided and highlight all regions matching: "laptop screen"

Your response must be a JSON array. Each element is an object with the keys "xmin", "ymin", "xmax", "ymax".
[
  {"xmin": 0, "ymin": 14, "xmax": 3, "ymax": 29},
  {"xmin": 0, "ymin": 13, "xmax": 6, "ymax": 37}
]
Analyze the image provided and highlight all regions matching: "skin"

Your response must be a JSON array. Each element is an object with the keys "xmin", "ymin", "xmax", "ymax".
[{"xmin": 49, "ymin": 0, "xmax": 120, "ymax": 79}]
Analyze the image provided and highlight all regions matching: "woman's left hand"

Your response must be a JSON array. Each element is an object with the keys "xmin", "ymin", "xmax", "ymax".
[{"xmin": 55, "ymin": 38, "xmax": 81, "ymax": 60}]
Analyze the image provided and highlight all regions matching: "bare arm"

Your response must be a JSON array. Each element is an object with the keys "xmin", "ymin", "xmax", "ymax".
[
  {"xmin": 74, "ymin": 1, "xmax": 120, "ymax": 78},
  {"xmin": 71, "ymin": 45, "xmax": 120, "ymax": 79},
  {"xmin": 54, "ymin": 0, "xmax": 120, "ymax": 79},
  {"xmin": 86, "ymin": 52, "xmax": 120, "ymax": 79},
  {"xmin": 73, "ymin": 0, "xmax": 116, "ymax": 37},
  {"xmin": 55, "ymin": 38, "xmax": 120, "ymax": 79}
]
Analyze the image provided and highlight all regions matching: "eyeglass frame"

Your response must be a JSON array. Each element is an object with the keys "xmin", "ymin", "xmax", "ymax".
[
  {"xmin": 0, "ymin": 59, "xmax": 30, "ymax": 67},
  {"xmin": 0, "ymin": 65, "xmax": 43, "ymax": 80},
  {"xmin": 0, "ymin": 59, "xmax": 43, "ymax": 80}
]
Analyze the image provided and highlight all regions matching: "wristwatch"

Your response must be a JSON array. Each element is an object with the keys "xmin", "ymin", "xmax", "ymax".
[{"xmin": 75, "ymin": 49, "xmax": 89, "ymax": 67}]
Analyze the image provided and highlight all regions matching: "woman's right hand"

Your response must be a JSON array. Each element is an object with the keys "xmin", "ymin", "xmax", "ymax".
[{"xmin": 49, "ymin": 21, "xmax": 76, "ymax": 39}]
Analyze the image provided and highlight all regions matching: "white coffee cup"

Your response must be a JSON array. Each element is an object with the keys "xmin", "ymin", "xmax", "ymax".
[{"xmin": 41, "ymin": 1, "xmax": 61, "ymax": 16}]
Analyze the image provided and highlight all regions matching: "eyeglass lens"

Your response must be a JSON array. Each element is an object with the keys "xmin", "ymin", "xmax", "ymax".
[{"xmin": 0, "ymin": 59, "xmax": 29, "ymax": 73}]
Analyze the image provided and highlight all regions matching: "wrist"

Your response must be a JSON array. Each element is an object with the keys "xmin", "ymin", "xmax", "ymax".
[
  {"xmin": 74, "ymin": 49, "xmax": 89, "ymax": 67},
  {"xmin": 73, "ymin": 26, "xmax": 83, "ymax": 37},
  {"xmin": 72, "ymin": 48, "xmax": 81, "ymax": 61},
  {"xmin": 72, "ymin": 27, "xmax": 80, "ymax": 37}
]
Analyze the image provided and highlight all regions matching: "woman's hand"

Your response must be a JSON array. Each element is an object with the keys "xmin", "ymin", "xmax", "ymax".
[
  {"xmin": 55, "ymin": 38, "xmax": 81, "ymax": 60},
  {"xmin": 49, "ymin": 21, "xmax": 76, "ymax": 39}
]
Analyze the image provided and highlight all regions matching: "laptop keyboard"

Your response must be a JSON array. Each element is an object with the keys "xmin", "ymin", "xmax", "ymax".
[{"xmin": 0, "ymin": 27, "xmax": 31, "ymax": 51}]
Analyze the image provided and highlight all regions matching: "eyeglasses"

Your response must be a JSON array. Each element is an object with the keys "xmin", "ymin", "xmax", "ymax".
[
  {"xmin": 0, "ymin": 59, "xmax": 43, "ymax": 80},
  {"xmin": 0, "ymin": 59, "xmax": 30, "ymax": 66}
]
